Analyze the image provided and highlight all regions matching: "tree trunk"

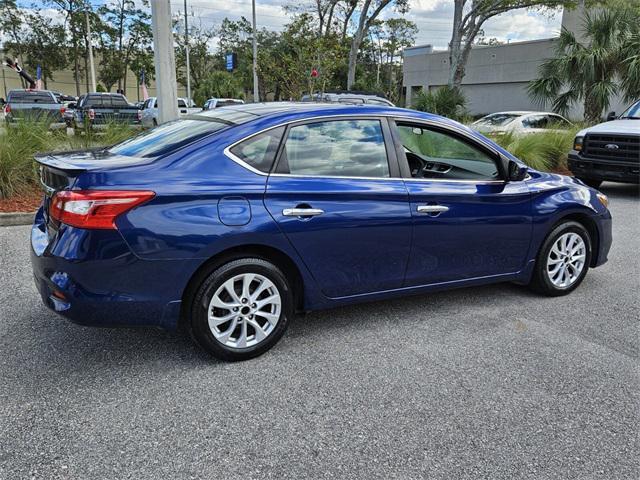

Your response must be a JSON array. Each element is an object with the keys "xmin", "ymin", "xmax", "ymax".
[
  {"xmin": 584, "ymin": 93, "xmax": 602, "ymax": 124},
  {"xmin": 346, "ymin": 0, "xmax": 372, "ymax": 90},
  {"xmin": 448, "ymin": 0, "xmax": 464, "ymax": 88}
]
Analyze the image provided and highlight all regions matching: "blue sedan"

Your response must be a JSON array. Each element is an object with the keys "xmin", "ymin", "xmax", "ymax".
[{"xmin": 31, "ymin": 103, "xmax": 612, "ymax": 361}]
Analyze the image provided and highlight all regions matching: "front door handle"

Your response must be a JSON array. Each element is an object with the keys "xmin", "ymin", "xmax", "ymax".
[
  {"xmin": 282, "ymin": 207, "xmax": 324, "ymax": 218},
  {"xmin": 416, "ymin": 205, "xmax": 449, "ymax": 214}
]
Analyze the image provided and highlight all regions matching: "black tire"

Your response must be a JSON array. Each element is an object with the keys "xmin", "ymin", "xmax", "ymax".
[
  {"xmin": 188, "ymin": 258, "xmax": 293, "ymax": 361},
  {"xmin": 577, "ymin": 177, "xmax": 603, "ymax": 189},
  {"xmin": 529, "ymin": 220, "xmax": 592, "ymax": 296}
]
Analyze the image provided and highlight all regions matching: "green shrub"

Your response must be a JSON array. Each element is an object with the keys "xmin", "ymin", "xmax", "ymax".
[
  {"xmin": 413, "ymin": 86, "xmax": 468, "ymax": 122},
  {"xmin": 0, "ymin": 120, "xmax": 137, "ymax": 199},
  {"xmin": 489, "ymin": 128, "xmax": 579, "ymax": 172}
]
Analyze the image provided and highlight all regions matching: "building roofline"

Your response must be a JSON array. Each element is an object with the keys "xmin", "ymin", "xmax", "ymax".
[{"xmin": 404, "ymin": 36, "xmax": 558, "ymax": 54}]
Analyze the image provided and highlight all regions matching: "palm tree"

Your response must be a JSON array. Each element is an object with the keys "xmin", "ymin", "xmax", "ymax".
[{"xmin": 528, "ymin": 7, "xmax": 640, "ymax": 124}]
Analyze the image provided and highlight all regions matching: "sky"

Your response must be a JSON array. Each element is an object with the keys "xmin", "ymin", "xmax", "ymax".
[{"xmin": 17, "ymin": 0, "xmax": 564, "ymax": 50}]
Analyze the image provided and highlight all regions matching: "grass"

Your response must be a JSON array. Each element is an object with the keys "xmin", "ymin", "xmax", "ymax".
[
  {"xmin": 487, "ymin": 126, "xmax": 581, "ymax": 173},
  {"xmin": 0, "ymin": 120, "xmax": 137, "ymax": 199}
]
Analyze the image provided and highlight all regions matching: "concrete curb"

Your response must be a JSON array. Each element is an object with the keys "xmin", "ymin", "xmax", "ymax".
[{"xmin": 0, "ymin": 212, "xmax": 35, "ymax": 227}]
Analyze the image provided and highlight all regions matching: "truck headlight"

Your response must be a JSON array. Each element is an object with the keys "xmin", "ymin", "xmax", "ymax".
[{"xmin": 573, "ymin": 136, "xmax": 583, "ymax": 151}]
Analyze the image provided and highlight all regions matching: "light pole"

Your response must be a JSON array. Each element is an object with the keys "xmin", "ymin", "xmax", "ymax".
[
  {"xmin": 183, "ymin": 0, "xmax": 191, "ymax": 104},
  {"xmin": 251, "ymin": 0, "xmax": 259, "ymax": 102},
  {"xmin": 85, "ymin": 9, "xmax": 96, "ymax": 93},
  {"xmin": 151, "ymin": 0, "xmax": 179, "ymax": 124}
]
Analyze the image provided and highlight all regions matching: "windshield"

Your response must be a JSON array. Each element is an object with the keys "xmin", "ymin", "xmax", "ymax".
[
  {"xmin": 108, "ymin": 119, "xmax": 228, "ymax": 158},
  {"xmin": 620, "ymin": 101, "xmax": 640, "ymax": 119},
  {"xmin": 474, "ymin": 113, "xmax": 519, "ymax": 126}
]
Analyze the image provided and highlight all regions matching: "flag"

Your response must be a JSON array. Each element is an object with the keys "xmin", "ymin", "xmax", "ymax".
[
  {"xmin": 140, "ymin": 69, "xmax": 149, "ymax": 100},
  {"xmin": 35, "ymin": 65, "xmax": 43, "ymax": 90}
]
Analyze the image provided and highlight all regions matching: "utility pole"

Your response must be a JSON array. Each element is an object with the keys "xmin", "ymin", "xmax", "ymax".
[
  {"xmin": 251, "ymin": 0, "xmax": 259, "ymax": 102},
  {"xmin": 183, "ymin": 0, "xmax": 191, "ymax": 104},
  {"xmin": 85, "ymin": 10, "xmax": 97, "ymax": 93},
  {"xmin": 151, "ymin": 0, "xmax": 179, "ymax": 124}
]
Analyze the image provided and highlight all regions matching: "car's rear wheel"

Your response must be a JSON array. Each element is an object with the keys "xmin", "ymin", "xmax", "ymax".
[
  {"xmin": 530, "ymin": 221, "xmax": 592, "ymax": 296},
  {"xmin": 189, "ymin": 258, "xmax": 293, "ymax": 361}
]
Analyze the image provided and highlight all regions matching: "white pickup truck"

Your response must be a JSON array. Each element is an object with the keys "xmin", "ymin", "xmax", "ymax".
[
  {"xmin": 140, "ymin": 97, "xmax": 201, "ymax": 128},
  {"xmin": 568, "ymin": 100, "xmax": 640, "ymax": 188}
]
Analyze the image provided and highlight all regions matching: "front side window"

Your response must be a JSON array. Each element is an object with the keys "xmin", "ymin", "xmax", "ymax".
[
  {"xmin": 522, "ymin": 115, "xmax": 548, "ymax": 129},
  {"xmin": 279, "ymin": 119, "xmax": 390, "ymax": 178},
  {"xmin": 229, "ymin": 127, "xmax": 284, "ymax": 173},
  {"xmin": 397, "ymin": 123, "xmax": 499, "ymax": 181}
]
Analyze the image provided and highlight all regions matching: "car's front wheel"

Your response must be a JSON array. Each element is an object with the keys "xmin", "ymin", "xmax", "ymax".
[
  {"xmin": 189, "ymin": 258, "xmax": 293, "ymax": 361},
  {"xmin": 530, "ymin": 221, "xmax": 592, "ymax": 296}
]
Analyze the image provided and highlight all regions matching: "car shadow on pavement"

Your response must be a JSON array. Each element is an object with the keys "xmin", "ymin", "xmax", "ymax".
[{"xmin": 13, "ymin": 281, "xmax": 530, "ymax": 375}]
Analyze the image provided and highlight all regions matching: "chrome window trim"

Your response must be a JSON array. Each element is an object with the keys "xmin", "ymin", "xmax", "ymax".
[{"xmin": 222, "ymin": 113, "xmax": 511, "ymax": 185}]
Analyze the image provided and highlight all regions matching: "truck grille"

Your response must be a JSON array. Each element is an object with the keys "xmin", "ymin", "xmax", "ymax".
[{"xmin": 583, "ymin": 134, "xmax": 640, "ymax": 163}]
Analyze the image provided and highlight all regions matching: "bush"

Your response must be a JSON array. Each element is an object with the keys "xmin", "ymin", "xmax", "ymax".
[
  {"xmin": 413, "ymin": 86, "xmax": 468, "ymax": 122},
  {"xmin": 489, "ymin": 128, "xmax": 579, "ymax": 172},
  {"xmin": 0, "ymin": 120, "xmax": 137, "ymax": 199}
]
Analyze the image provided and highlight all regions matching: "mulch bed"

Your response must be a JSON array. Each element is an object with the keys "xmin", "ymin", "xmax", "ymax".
[{"xmin": 0, "ymin": 188, "xmax": 42, "ymax": 213}]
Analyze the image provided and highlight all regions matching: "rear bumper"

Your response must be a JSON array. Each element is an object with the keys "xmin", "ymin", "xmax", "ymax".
[
  {"xmin": 30, "ymin": 208, "xmax": 191, "ymax": 330},
  {"xmin": 568, "ymin": 151, "xmax": 640, "ymax": 184}
]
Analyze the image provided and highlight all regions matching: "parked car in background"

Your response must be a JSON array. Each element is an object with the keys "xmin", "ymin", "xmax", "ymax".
[
  {"xmin": 140, "ymin": 97, "xmax": 201, "ymax": 127},
  {"xmin": 302, "ymin": 91, "xmax": 395, "ymax": 106},
  {"xmin": 73, "ymin": 92, "xmax": 142, "ymax": 130},
  {"xmin": 32, "ymin": 103, "xmax": 611, "ymax": 361},
  {"xmin": 62, "ymin": 100, "xmax": 77, "ymax": 127},
  {"xmin": 568, "ymin": 100, "xmax": 640, "ymax": 188},
  {"xmin": 471, "ymin": 111, "xmax": 573, "ymax": 135},
  {"xmin": 202, "ymin": 98, "xmax": 245, "ymax": 111},
  {"xmin": 3, "ymin": 89, "xmax": 66, "ymax": 129}
]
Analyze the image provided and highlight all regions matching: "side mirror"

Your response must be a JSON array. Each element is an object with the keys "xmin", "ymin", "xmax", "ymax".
[
  {"xmin": 606, "ymin": 111, "xmax": 616, "ymax": 121},
  {"xmin": 506, "ymin": 159, "xmax": 528, "ymax": 182}
]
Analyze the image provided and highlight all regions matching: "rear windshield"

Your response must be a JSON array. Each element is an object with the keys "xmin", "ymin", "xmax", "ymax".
[
  {"xmin": 108, "ymin": 118, "xmax": 229, "ymax": 158},
  {"xmin": 9, "ymin": 91, "xmax": 57, "ymax": 104}
]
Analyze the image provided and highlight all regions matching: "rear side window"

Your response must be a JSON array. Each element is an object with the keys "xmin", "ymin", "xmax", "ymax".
[
  {"xmin": 9, "ymin": 91, "xmax": 56, "ymax": 104},
  {"xmin": 111, "ymin": 95, "xmax": 129, "ymax": 107},
  {"xmin": 108, "ymin": 119, "xmax": 228, "ymax": 158},
  {"xmin": 229, "ymin": 127, "xmax": 284, "ymax": 173},
  {"xmin": 279, "ymin": 119, "xmax": 390, "ymax": 178},
  {"xmin": 84, "ymin": 95, "xmax": 103, "ymax": 107},
  {"xmin": 178, "ymin": 99, "xmax": 187, "ymax": 108}
]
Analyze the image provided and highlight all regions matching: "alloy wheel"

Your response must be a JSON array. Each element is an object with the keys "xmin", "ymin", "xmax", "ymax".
[
  {"xmin": 207, "ymin": 273, "xmax": 281, "ymax": 349},
  {"xmin": 546, "ymin": 232, "xmax": 586, "ymax": 289}
]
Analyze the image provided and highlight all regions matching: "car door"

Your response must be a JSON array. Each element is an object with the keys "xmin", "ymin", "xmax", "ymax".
[
  {"xmin": 264, "ymin": 117, "xmax": 412, "ymax": 298},
  {"xmin": 390, "ymin": 119, "xmax": 532, "ymax": 286}
]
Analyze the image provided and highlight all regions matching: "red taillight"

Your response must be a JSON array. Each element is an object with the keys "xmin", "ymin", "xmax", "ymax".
[
  {"xmin": 88, "ymin": 108, "xmax": 95, "ymax": 120},
  {"xmin": 60, "ymin": 106, "xmax": 66, "ymax": 115},
  {"xmin": 49, "ymin": 190, "xmax": 155, "ymax": 230},
  {"xmin": 4, "ymin": 104, "xmax": 10, "ymax": 114}
]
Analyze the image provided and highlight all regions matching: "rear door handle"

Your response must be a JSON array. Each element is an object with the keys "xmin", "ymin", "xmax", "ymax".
[
  {"xmin": 416, "ymin": 205, "xmax": 449, "ymax": 214},
  {"xmin": 282, "ymin": 208, "xmax": 324, "ymax": 218}
]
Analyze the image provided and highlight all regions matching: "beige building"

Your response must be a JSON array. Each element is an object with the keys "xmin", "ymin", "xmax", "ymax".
[{"xmin": 402, "ymin": 4, "xmax": 627, "ymax": 120}]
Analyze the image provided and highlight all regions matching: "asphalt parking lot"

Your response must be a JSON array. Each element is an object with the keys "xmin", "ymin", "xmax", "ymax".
[{"xmin": 0, "ymin": 182, "xmax": 638, "ymax": 479}]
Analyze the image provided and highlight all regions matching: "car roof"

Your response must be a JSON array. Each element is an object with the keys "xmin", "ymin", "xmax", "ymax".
[
  {"xmin": 485, "ymin": 111, "xmax": 564, "ymax": 117},
  {"xmin": 194, "ymin": 101, "xmax": 450, "ymax": 128}
]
